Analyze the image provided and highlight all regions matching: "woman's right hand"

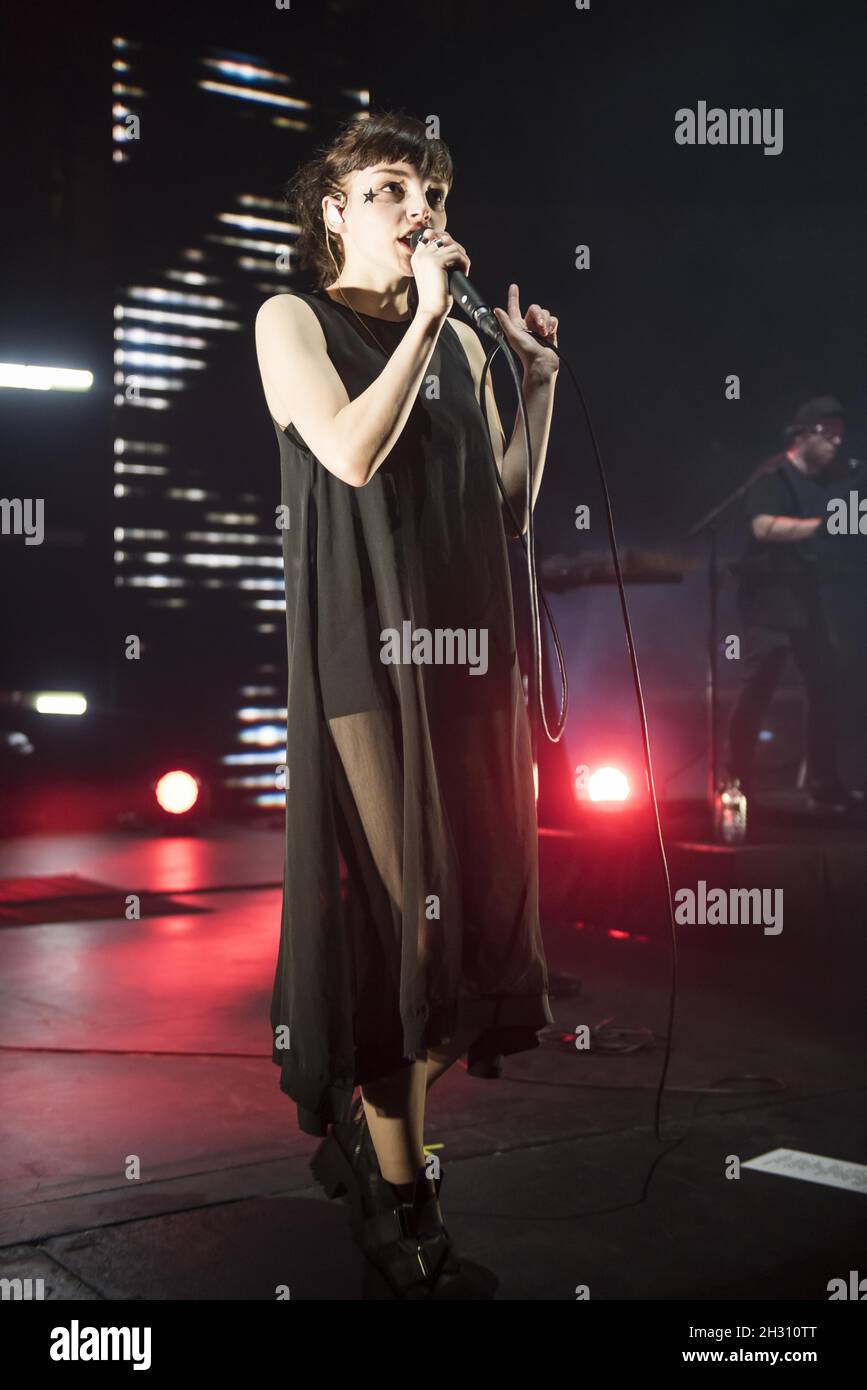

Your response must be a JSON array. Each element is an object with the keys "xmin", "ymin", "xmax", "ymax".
[{"xmin": 411, "ymin": 231, "xmax": 471, "ymax": 319}]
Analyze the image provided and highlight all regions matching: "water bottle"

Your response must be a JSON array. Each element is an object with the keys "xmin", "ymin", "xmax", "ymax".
[{"xmin": 715, "ymin": 779, "xmax": 747, "ymax": 845}]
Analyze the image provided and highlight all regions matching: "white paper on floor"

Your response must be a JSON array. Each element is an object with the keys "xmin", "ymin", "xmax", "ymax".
[{"xmin": 742, "ymin": 1148, "xmax": 867, "ymax": 1194}]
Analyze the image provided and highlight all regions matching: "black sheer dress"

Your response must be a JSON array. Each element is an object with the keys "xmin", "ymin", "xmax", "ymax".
[{"xmin": 266, "ymin": 287, "xmax": 553, "ymax": 1136}]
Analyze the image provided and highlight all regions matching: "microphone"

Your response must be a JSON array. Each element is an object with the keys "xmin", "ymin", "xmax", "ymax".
[{"xmin": 409, "ymin": 228, "xmax": 505, "ymax": 344}]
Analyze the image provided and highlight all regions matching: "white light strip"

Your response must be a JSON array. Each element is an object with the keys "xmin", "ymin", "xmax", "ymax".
[
  {"xmin": 184, "ymin": 530, "xmax": 274, "ymax": 544},
  {"xmin": 0, "ymin": 363, "xmax": 93, "ymax": 392},
  {"xmin": 134, "ymin": 551, "xmax": 281, "ymax": 569},
  {"xmin": 125, "ymin": 287, "xmax": 227, "ymax": 308},
  {"xmin": 113, "ymin": 393, "xmax": 170, "ymax": 411},
  {"xmin": 218, "ymin": 212, "xmax": 296, "ymax": 234},
  {"xmin": 115, "ymin": 374, "xmax": 184, "ymax": 392},
  {"xmin": 240, "ymin": 257, "xmax": 293, "ymax": 273},
  {"xmin": 35, "ymin": 692, "xmax": 87, "ymax": 715},
  {"xmin": 206, "ymin": 233, "xmax": 292, "ymax": 254},
  {"xmin": 224, "ymin": 775, "xmax": 281, "ymax": 788},
  {"xmin": 116, "ymin": 328, "xmax": 208, "ymax": 348},
  {"xmin": 238, "ymin": 194, "xmax": 296, "ymax": 212},
  {"xmin": 120, "ymin": 576, "xmax": 186, "ymax": 588},
  {"xmin": 201, "ymin": 58, "xmax": 290, "ymax": 84},
  {"xmin": 238, "ymin": 726, "xmax": 284, "ymax": 745},
  {"xmin": 222, "ymin": 751, "xmax": 285, "ymax": 765},
  {"xmin": 198, "ymin": 79, "xmax": 310, "ymax": 110},
  {"xmin": 165, "ymin": 271, "xmax": 215, "ymax": 286},
  {"xmin": 115, "ymin": 439, "xmax": 168, "ymax": 454},
  {"xmin": 116, "ymin": 306, "xmax": 241, "ymax": 329},
  {"xmin": 272, "ymin": 120, "xmax": 313, "ymax": 136},
  {"xmin": 115, "ymin": 350, "xmax": 206, "ymax": 370},
  {"xmin": 114, "ymin": 463, "xmax": 169, "ymax": 475}
]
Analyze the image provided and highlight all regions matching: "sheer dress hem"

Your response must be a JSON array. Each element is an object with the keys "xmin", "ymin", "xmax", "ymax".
[{"xmin": 279, "ymin": 990, "xmax": 555, "ymax": 1137}]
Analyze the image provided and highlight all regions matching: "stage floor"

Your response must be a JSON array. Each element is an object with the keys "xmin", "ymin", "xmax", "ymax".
[{"xmin": 0, "ymin": 825, "xmax": 864, "ymax": 1299}]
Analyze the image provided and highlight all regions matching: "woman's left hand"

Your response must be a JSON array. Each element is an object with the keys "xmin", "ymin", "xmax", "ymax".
[{"xmin": 492, "ymin": 283, "xmax": 559, "ymax": 377}]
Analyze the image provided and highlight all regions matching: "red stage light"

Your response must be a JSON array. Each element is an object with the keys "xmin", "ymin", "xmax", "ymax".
[
  {"xmin": 155, "ymin": 770, "xmax": 199, "ymax": 815},
  {"xmin": 587, "ymin": 766, "xmax": 629, "ymax": 802}
]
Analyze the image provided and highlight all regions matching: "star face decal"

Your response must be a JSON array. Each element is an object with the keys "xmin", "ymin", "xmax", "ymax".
[{"xmin": 362, "ymin": 187, "xmax": 377, "ymax": 203}]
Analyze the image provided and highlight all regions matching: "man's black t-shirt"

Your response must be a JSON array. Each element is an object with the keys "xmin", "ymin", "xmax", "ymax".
[{"xmin": 736, "ymin": 456, "xmax": 830, "ymax": 630}]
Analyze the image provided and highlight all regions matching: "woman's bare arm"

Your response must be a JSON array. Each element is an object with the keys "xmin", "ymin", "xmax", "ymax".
[
  {"xmin": 751, "ymin": 514, "xmax": 823, "ymax": 541},
  {"xmin": 255, "ymin": 294, "xmax": 446, "ymax": 487}
]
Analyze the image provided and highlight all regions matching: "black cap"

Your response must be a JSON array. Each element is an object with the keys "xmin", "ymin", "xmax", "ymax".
[{"xmin": 784, "ymin": 395, "xmax": 845, "ymax": 439}]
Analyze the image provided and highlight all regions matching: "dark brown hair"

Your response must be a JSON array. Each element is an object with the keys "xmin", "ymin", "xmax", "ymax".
[{"xmin": 283, "ymin": 110, "xmax": 455, "ymax": 289}]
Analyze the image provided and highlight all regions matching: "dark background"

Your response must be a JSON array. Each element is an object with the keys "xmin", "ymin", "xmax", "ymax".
[{"xmin": 2, "ymin": 0, "xmax": 865, "ymax": 823}]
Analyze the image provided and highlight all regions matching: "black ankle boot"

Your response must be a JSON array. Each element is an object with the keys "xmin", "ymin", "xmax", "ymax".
[
  {"xmin": 309, "ymin": 1094, "xmax": 379, "ymax": 1243},
  {"xmin": 358, "ymin": 1166, "xmax": 442, "ymax": 1300},
  {"xmin": 311, "ymin": 1103, "xmax": 499, "ymax": 1298},
  {"xmin": 360, "ymin": 1166, "xmax": 499, "ymax": 1301}
]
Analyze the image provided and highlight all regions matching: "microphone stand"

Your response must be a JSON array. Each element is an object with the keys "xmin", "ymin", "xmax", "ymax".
[{"xmin": 687, "ymin": 477, "xmax": 753, "ymax": 817}]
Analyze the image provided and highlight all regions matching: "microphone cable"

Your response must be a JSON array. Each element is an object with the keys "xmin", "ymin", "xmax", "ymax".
[
  {"xmin": 478, "ymin": 344, "xmax": 568, "ymax": 759},
  {"xmin": 477, "ymin": 329, "xmax": 680, "ymax": 1147}
]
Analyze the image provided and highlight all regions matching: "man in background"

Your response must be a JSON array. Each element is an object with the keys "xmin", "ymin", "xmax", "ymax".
[{"xmin": 727, "ymin": 395, "xmax": 852, "ymax": 811}]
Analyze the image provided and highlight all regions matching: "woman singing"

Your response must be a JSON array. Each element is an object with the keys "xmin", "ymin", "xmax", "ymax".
[{"xmin": 255, "ymin": 111, "xmax": 560, "ymax": 1299}]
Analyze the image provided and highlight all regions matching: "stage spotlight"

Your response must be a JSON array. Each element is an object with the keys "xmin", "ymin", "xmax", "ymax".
[
  {"xmin": 155, "ymin": 769, "xmax": 199, "ymax": 815},
  {"xmin": 587, "ymin": 766, "xmax": 629, "ymax": 802},
  {"xmin": 34, "ymin": 692, "xmax": 87, "ymax": 715}
]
